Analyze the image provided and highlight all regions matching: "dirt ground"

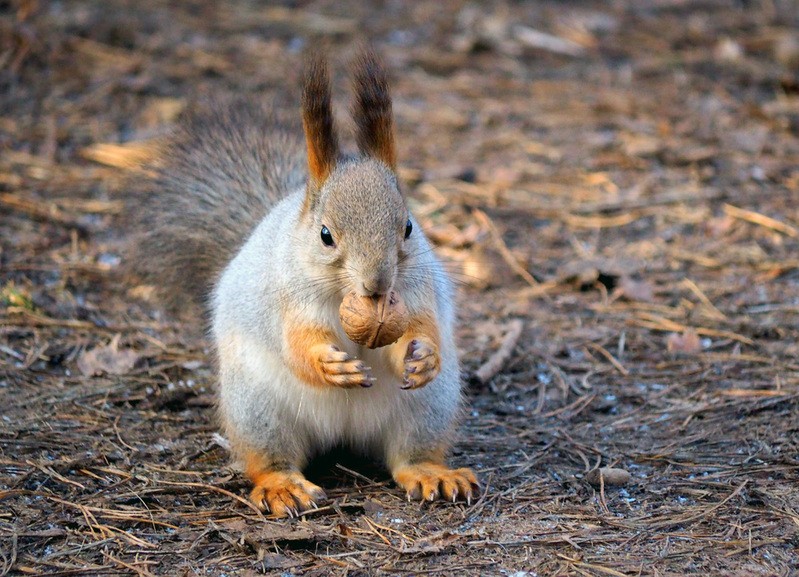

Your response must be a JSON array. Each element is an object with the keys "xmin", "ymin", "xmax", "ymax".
[{"xmin": 2, "ymin": 0, "xmax": 799, "ymax": 575}]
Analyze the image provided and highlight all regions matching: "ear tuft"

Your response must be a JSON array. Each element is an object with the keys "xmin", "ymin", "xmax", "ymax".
[
  {"xmin": 351, "ymin": 49, "xmax": 396, "ymax": 170},
  {"xmin": 302, "ymin": 53, "xmax": 339, "ymax": 197}
]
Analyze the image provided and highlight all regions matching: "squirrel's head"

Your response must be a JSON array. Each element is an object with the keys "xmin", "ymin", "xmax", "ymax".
[{"xmin": 298, "ymin": 50, "xmax": 415, "ymax": 297}]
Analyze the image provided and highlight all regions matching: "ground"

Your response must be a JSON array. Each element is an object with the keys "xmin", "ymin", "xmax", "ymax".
[{"xmin": 1, "ymin": 1, "xmax": 799, "ymax": 575}]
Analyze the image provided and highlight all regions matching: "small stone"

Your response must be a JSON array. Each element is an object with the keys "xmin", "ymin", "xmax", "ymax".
[{"xmin": 585, "ymin": 467, "xmax": 632, "ymax": 487}]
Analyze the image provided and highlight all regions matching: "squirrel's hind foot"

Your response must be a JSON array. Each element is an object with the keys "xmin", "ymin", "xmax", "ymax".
[
  {"xmin": 249, "ymin": 470, "xmax": 327, "ymax": 517},
  {"xmin": 393, "ymin": 463, "xmax": 479, "ymax": 504}
]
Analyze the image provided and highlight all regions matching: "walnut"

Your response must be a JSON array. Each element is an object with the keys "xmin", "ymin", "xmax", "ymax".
[{"xmin": 339, "ymin": 289, "xmax": 409, "ymax": 349}]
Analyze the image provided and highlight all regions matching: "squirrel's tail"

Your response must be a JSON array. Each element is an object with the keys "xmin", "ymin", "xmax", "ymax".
[{"xmin": 127, "ymin": 97, "xmax": 305, "ymax": 310}]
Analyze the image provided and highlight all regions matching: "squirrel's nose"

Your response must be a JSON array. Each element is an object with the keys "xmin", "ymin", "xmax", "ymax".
[
  {"xmin": 360, "ymin": 281, "xmax": 382, "ymax": 297},
  {"xmin": 360, "ymin": 277, "xmax": 391, "ymax": 297}
]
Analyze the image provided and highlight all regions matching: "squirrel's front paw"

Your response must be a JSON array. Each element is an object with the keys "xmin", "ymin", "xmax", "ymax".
[
  {"xmin": 402, "ymin": 338, "xmax": 440, "ymax": 389},
  {"xmin": 315, "ymin": 345, "xmax": 374, "ymax": 388}
]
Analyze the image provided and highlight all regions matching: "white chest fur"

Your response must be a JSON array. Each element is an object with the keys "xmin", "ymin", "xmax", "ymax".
[{"xmin": 225, "ymin": 328, "xmax": 411, "ymax": 453}]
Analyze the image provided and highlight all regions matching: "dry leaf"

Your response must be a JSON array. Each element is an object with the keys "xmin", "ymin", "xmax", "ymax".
[
  {"xmin": 557, "ymin": 257, "xmax": 641, "ymax": 290},
  {"xmin": 79, "ymin": 141, "xmax": 156, "ymax": 169},
  {"xmin": 241, "ymin": 522, "xmax": 313, "ymax": 546},
  {"xmin": 617, "ymin": 276, "xmax": 654, "ymax": 302},
  {"xmin": 77, "ymin": 335, "xmax": 140, "ymax": 376},
  {"xmin": 261, "ymin": 554, "xmax": 299, "ymax": 570},
  {"xmin": 666, "ymin": 330, "xmax": 702, "ymax": 354},
  {"xmin": 401, "ymin": 531, "xmax": 463, "ymax": 554}
]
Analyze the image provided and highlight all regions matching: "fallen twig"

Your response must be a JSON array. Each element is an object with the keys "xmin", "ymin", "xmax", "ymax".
[
  {"xmin": 472, "ymin": 209, "xmax": 539, "ymax": 287},
  {"xmin": 513, "ymin": 25, "xmax": 586, "ymax": 57},
  {"xmin": 475, "ymin": 319, "xmax": 525, "ymax": 384},
  {"xmin": 724, "ymin": 203, "xmax": 799, "ymax": 238},
  {"xmin": 0, "ymin": 192, "xmax": 89, "ymax": 233}
]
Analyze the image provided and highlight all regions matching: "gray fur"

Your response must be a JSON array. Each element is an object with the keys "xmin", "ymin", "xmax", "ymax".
[{"xmin": 128, "ymin": 97, "xmax": 306, "ymax": 308}]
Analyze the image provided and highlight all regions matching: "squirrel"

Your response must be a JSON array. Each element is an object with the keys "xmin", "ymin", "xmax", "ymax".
[{"xmin": 129, "ymin": 49, "xmax": 478, "ymax": 517}]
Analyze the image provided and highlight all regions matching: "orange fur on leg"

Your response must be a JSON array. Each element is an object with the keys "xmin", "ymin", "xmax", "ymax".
[{"xmin": 387, "ymin": 312, "xmax": 441, "ymax": 389}]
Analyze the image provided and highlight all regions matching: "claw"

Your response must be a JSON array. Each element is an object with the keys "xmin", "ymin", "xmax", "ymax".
[
  {"xmin": 249, "ymin": 471, "xmax": 327, "ymax": 518},
  {"xmin": 394, "ymin": 463, "xmax": 478, "ymax": 506},
  {"xmin": 400, "ymin": 337, "xmax": 440, "ymax": 390}
]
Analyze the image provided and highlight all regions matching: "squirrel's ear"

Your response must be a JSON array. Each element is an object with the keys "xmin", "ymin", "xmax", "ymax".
[
  {"xmin": 351, "ymin": 49, "xmax": 396, "ymax": 171},
  {"xmin": 302, "ymin": 53, "xmax": 339, "ymax": 205}
]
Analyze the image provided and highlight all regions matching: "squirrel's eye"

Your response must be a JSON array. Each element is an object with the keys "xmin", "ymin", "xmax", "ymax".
[
  {"xmin": 404, "ymin": 218, "xmax": 413, "ymax": 240},
  {"xmin": 321, "ymin": 225, "xmax": 335, "ymax": 247}
]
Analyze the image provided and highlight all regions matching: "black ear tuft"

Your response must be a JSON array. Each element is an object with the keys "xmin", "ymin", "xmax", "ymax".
[
  {"xmin": 302, "ymin": 52, "xmax": 339, "ymax": 201},
  {"xmin": 351, "ymin": 49, "xmax": 396, "ymax": 170}
]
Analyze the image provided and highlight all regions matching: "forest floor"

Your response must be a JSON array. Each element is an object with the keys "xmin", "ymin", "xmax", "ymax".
[{"xmin": 1, "ymin": 1, "xmax": 799, "ymax": 575}]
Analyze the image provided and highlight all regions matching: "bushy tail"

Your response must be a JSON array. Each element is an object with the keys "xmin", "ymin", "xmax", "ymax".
[{"xmin": 127, "ymin": 97, "xmax": 305, "ymax": 309}]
